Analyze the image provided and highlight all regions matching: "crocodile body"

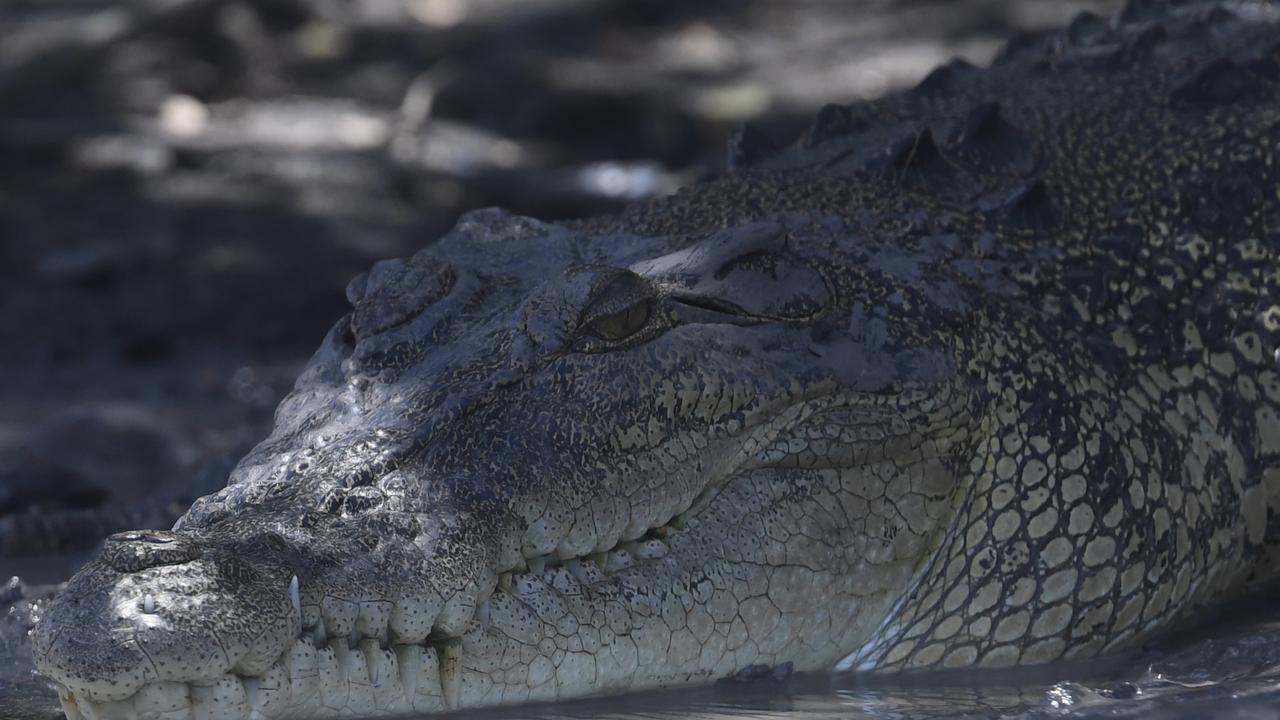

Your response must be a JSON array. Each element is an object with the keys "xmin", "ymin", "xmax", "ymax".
[{"xmin": 32, "ymin": 2, "xmax": 1280, "ymax": 719}]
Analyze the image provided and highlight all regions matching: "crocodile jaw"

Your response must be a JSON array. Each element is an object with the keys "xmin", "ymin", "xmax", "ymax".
[{"xmin": 33, "ymin": 457, "xmax": 953, "ymax": 720}]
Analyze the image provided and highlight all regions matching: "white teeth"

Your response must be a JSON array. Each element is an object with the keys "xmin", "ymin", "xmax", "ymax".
[
  {"xmin": 134, "ymin": 682, "xmax": 190, "ymax": 715},
  {"xmin": 437, "ymin": 639, "xmax": 463, "ymax": 710},
  {"xmin": 389, "ymin": 592, "xmax": 441, "ymax": 644},
  {"xmin": 320, "ymin": 596, "xmax": 358, "ymax": 638},
  {"xmin": 341, "ymin": 639, "xmax": 374, "ymax": 711},
  {"xmin": 57, "ymin": 686, "xmax": 84, "ymax": 720},
  {"xmin": 53, "ymin": 500, "xmax": 696, "ymax": 720},
  {"xmin": 397, "ymin": 644, "xmax": 444, "ymax": 713},
  {"xmin": 395, "ymin": 645, "xmax": 420, "ymax": 704},
  {"xmin": 244, "ymin": 663, "xmax": 288, "ymax": 718},
  {"xmin": 362, "ymin": 639, "xmax": 407, "ymax": 713},
  {"xmin": 310, "ymin": 619, "xmax": 328, "ymax": 649}
]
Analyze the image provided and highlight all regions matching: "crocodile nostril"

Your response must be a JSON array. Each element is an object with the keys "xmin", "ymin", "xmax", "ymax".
[{"xmin": 102, "ymin": 530, "xmax": 200, "ymax": 573}]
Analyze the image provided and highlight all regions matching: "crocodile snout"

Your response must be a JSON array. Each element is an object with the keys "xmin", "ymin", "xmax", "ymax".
[{"xmin": 33, "ymin": 529, "xmax": 301, "ymax": 712}]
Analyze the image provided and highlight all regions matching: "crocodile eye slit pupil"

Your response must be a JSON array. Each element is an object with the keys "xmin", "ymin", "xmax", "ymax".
[{"xmin": 588, "ymin": 299, "xmax": 652, "ymax": 342}]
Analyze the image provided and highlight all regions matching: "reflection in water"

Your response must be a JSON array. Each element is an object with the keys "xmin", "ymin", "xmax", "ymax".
[{"xmin": 5, "ymin": 582, "xmax": 1280, "ymax": 720}]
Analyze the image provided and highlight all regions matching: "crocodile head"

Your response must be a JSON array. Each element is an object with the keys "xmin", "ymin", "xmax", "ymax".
[{"xmin": 33, "ymin": 201, "xmax": 985, "ymax": 719}]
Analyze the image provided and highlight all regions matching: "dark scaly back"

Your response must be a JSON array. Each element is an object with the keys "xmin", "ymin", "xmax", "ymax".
[{"xmin": 587, "ymin": 1, "xmax": 1280, "ymax": 669}]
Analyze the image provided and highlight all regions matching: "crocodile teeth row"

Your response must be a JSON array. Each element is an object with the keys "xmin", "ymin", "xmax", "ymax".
[
  {"xmin": 57, "ymin": 637, "xmax": 456, "ymax": 720},
  {"xmin": 298, "ymin": 523, "xmax": 677, "ymax": 651}
]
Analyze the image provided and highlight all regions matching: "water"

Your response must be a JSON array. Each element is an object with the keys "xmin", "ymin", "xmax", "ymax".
[{"xmin": 4, "ymin": 579, "xmax": 1280, "ymax": 720}]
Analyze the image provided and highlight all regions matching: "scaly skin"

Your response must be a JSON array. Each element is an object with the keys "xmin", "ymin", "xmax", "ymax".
[{"xmin": 31, "ymin": 2, "xmax": 1280, "ymax": 719}]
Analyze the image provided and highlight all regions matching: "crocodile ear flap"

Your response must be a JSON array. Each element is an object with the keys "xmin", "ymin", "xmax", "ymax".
[{"xmin": 632, "ymin": 220, "xmax": 831, "ymax": 322}]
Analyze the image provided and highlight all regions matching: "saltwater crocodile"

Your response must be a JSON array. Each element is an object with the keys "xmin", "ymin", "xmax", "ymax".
[{"xmin": 30, "ymin": 2, "xmax": 1280, "ymax": 718}]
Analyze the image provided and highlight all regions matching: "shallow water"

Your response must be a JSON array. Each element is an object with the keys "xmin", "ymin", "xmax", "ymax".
[{"xmin": 5, "ymin": 580, "xmax": 1280, "ymax": 720}]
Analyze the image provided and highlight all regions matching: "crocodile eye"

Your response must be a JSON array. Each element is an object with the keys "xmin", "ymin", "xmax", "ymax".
[
  {"xmin": 588, "ymin": 299, "xmax": 652, "ymax": 341},
  {"xmin": 578, "ymin": 272, "xmax": 659, "ymax": 347}
]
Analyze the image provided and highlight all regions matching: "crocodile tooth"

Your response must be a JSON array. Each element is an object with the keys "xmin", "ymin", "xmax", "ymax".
[
  {"xmin": 361, "ymin": 638, "xmax": 405, "ymax": 713},
  {"xmin": 396, "ymin": 645, "xmax": 422, "ymax": 705},
  {"xmin": 56, "ymin": 686, "xmax": 84, "ymax": 720},
  {"xmin": 527, "ymin": 556, "xmax": 546, "ymax": 575},
  {"xmin": 311, "ymin": 619, "xmax": 328, "ymax": 648},
  {"xmin": 141, "ymin": 594, "xmax": 156, "ymax": 615},
  {"xmin": 497, "ymin": 572, "xmax": 514, "ymax": 593},
  {"xmin": 399, "ymin": 645, "xmax": 444, "ymax": 713},
  {"xmin": 342, "ymin": 638, "xmax": 374, "ymax": 712},
  {"xmin": 289, "ymin": 575, "xmax": 300, "ymax": 613},
  {"xmin": 589, "ymin": 551, "xmax": 608, "ymax": 569},
  {"xmin": 437, "ymin": 638, "xmax": 463, "ymax": 710},
  {"xmin": 668, "ymin": 513, "xmax": 687, "ymax": 530}
]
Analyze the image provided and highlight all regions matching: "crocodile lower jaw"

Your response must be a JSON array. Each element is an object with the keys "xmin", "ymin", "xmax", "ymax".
[{"xmin": 53, "ymin": 634, "xmax": 460, "ymax": 720}]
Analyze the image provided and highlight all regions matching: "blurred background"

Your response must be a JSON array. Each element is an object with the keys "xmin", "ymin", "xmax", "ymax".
[{"xmin": 0, "ymin": 0, "xmax": 1120, "ymax": 580}]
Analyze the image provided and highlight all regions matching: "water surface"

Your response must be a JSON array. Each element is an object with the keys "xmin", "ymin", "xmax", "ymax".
[{"xmin": 5, "ymin": 580, "xmax": 1280, "ymax": 720}]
